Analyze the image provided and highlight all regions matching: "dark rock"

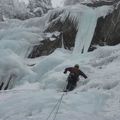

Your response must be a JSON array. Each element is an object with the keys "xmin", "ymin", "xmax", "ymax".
[
  {"xmin": 28, "ymin": 10, "xmax": 77, "ymax": 58},
  {"xmin": 29, "ymin": 1, "xmax": 120, "ymax": 58},
  {"xmin": 27, "ymin": 0, "xmax": 52, "ymax": 18},
  {"xmin": 28, "ymin": 33, "xmax": 62, "ymax": 58},
  {"xmin": 92, "ymin": 3, "xmax": 120, "ymax": 46},
  {"xmin": 44, "ymin": 11, "xmax": 77, "ymax": 50},
  {"xmin": 83, "ymin": 0, "xmax": 120, "ymax": 8}
]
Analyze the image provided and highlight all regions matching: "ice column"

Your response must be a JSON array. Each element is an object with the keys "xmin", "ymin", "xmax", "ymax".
[{"xmin": 73, "ymin": 8, "xmax": 97, "ymax": 54}]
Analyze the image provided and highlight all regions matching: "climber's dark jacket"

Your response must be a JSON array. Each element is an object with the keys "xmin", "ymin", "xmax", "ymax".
[{"xmin": 64, "ymin": 67, "xmax": 87, "ymax": 91}]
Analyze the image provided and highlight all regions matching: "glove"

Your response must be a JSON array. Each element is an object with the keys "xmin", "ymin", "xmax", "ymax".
[{"xmin": 64, "ymin": 71, "xmax": 67, "ymax": 74}]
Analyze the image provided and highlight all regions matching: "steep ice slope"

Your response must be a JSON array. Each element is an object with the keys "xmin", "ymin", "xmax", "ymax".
[
  {"xmin": 0, "ymin": 4, "xmax": 113, "ymax": 90},
  {"xmin": 0, "ymin": 3, "xmax": 119, "ymax": 120},
  {"xmin": 0, "ymin": 17, "xmax": 48, "ymax": 89},
  {"xmin": 0, "ymin": 44, "xmax": 120, "ymax": 120}
]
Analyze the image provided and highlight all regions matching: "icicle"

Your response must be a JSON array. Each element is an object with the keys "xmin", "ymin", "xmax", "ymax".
[
  {"xmin": 73, "ymin": 8, "xmax": 97, "ymax": 54},
  {"xmin": 61, "ymin": 32, "xmax": 64, "ymax": 48}
]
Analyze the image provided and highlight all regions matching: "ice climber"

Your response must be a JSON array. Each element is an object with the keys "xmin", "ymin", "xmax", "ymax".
[{"xmin": 63, "ymin": 64, "xmax": 87, "ymax": 92}]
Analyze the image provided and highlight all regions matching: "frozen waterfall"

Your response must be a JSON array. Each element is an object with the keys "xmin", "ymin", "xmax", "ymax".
[
  {"xmin": 73, "ymin": 9, "xmax": 97, "ymax": 54},
  {"xmin": 73, "ymin": 5, "xmax": 113, "ymax": 54}
]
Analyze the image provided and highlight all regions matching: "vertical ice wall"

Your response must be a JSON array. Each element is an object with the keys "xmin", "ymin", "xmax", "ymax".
[
  {"xmin": 73, "ymin": 7, "xmax": 97, "ymax": 54},
  {"xmin": 73, "ymin": 5, "xmax": 112, "ymax": 54}
]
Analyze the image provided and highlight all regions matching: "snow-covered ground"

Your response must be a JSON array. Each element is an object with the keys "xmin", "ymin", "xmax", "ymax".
[
  {"xmin": 0, "ymin": 3, "xmax": 120, "ymax": 120},
  {"xmin": 0, "ymin": 43, "xmax": 120, "ymax": 120}
]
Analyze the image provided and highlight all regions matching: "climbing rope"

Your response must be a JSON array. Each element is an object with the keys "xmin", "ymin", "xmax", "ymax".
[
  {"xmin": 46, "ymin": 92, "xmax": 65, "ymax": 120},
  {"xmin": 0, "ymin": 87, "xmax": 66, "ymax": 120},
  {"xmin": 53, "ymin": 93, "xmax": 65, "ymax": 120},
  {"xmin": 46, "ymin": 85, "xmax": 67, "ymax": 120},
  {"xmin": 0, "ymin": 82, "xmax": 68, "ymax": 120}
]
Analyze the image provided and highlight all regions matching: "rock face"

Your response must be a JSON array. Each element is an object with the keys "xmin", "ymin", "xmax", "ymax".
[
  {"xmin": 92, "ymin": 4, "xmax": 120, "ymax": 46},
  {"xmin": 0, "ymin": 0, "xmax": 52, "ymax": 21},
  {"xmin": 28, "ymin": 33, "xmax": 63, "ymax": 58},
  {"xmin": 84, "ymin": 0, "xmax": 120, "ymax": 7},
  {"xmin": 29, "ymin": 1, "xmax": 120, "ymax": 58},
  {"xmin": 45, "ymin": 11, "xmax": 77, "ymax": 50},
  {"xmin": 28, "ymin": 0, "xmax": 52, "ymax": 17},
  {"xmin": 28, "ymin": 10, "xmax": 77, "ymax": 58}
]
